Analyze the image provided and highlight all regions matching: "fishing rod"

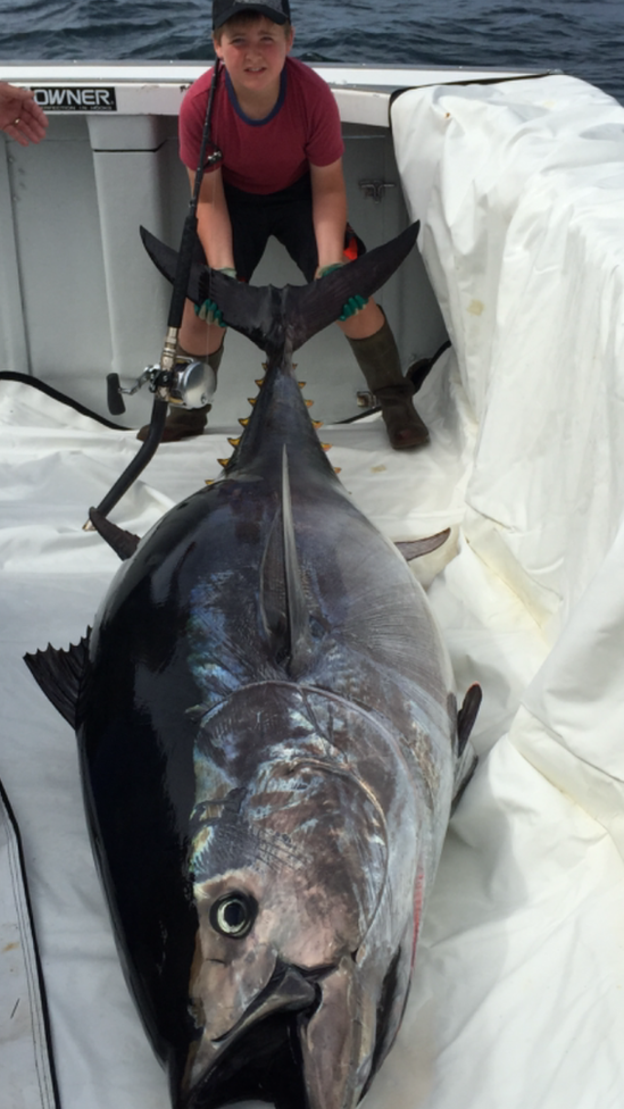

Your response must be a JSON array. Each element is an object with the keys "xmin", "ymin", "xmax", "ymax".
[{"xmin": 84, "ymin": 60, "xmax": 223, "ymax": 528}]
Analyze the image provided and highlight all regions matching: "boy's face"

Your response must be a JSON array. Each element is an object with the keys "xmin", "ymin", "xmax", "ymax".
[{"xmin": 213, "ymin": 17, "xmax": 294, "ymax": 101}]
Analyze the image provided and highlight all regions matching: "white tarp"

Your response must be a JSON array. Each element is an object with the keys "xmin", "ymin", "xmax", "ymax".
[
  {"xmin": 2, "ymin": 68, "xmax": 624, "ymax": 1109},
  {"xmin": 0, "ymin": 373, "xmax": 487, "ymax": 1109},
  {"xmin": 390, "ymin": 72, "xmax": 624, "ymax": 1106}
]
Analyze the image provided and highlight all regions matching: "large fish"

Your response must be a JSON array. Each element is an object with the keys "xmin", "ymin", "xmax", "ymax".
[{"xmin": 25, "ymin": 225, "xmax": 480, "ymax": 1109}]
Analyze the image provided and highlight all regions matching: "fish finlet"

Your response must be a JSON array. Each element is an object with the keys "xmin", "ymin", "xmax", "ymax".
[
  {"xmin": 248, "ymin": 398, "xmax": 257, "ymax": 407},
  {"xmin": 305, "ymin": 399, "xmax": 314, "ymax": 408},
  {"xmin": 239, "ymin": 417, "xmax": 250, "ymax": 428},
  {"xmin": 228, "ymin": 437, "xmax": 241, "ymax": 448},
  {"xmin": 321, "ymin": 443, "xmax": 332, "ymax": 452},
  {"xmin": 217, "ymin": 458, "xmax": 231, "ymax": 468}
]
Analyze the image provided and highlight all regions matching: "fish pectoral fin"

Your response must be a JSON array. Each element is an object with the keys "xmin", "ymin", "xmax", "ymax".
[
  {"xmin": 451, "ymin": 745, "xmax": 478, "ymax": 814},
  {"xmin": 395, "ymin": 528, "xmax": 451, "ymax": 561},
  {"xmin": 457, "ymin": 683, "xmax": 482, "ymax": 756},
  {"xmin": 259, "ymin": 448, "xmax": 315, "ymax": 675},
  {"xmin": 24, "ymin": 632, "xmax": 91, "ymax": 730},
  {"xmin": 451, "ymin": 682, "xmax": 482, "ymax": 813},
  {"xmin": 406, "ymin": 339, "xmax": 452, "ymax": 394}
]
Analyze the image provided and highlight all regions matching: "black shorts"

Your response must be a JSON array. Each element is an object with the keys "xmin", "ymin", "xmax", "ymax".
[{"xmin": 196, "ymin": 173, "xmax": 366, "ymax": 283}]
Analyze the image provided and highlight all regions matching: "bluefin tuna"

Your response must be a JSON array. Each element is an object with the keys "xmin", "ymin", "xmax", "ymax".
[{"xmin": 25, "ymin": 224, "xmax": 480, "ymax": 1109}]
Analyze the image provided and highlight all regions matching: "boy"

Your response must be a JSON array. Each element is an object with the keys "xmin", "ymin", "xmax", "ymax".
[{"xmin": 142, "ymin": 0, "xmax": 428, "ymax": 449}]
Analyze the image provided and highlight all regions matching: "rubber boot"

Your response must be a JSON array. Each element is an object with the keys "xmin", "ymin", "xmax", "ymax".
[
  {"xmin": 136, "ymin": 340, "xmax": 224, "ymax": 442},
  {"xmin": 346, "ymin": 315, "xmax": 429, "ymax": 449}
]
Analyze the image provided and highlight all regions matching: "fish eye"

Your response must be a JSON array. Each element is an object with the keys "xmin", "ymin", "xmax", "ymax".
[{"xmin": 210, "ymin": 892, "xmax": 257, "ymax": 938}]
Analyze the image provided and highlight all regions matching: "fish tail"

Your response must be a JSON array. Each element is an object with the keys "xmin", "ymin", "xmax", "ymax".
[{"xmin": 140, "ymin": 223, "xmax": 420, "ymax": 355}]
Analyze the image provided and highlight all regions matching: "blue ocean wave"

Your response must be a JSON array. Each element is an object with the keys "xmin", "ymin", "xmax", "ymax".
[{"xmin": 0, "ymin": 0, "xmax": 622, "ymax": 103}]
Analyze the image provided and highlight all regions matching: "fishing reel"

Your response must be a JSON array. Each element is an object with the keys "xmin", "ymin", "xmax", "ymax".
[{"xmin": 106, "ymin": 356, "xmax": 216, "ymax": 416}]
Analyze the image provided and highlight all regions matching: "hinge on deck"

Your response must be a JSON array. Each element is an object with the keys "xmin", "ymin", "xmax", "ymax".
[{"xmin": 358, "ymin": 179, "xmax": 396, "ymax": 203}]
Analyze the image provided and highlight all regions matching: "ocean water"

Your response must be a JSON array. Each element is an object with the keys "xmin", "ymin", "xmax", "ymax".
[{"xmin": 1, "ymin": 0, "xmax": 624, "ymax": 105}]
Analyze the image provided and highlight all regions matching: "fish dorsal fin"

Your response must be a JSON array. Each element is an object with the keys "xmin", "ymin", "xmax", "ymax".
[
  {"xmin": 280, "ymin": 447, "xmax": 311, "ymax": 672},
  {"xmin": 395, "ymin": 528, "xmax": 451, "ymax": 561},
  {"xmin": 89, "ymin": 508, "xmax": 140, "ymax": 560},
  {"xmin": 259, "ymin": 509, "xmax": 287, "ymax": 650},
  {"xmin": 24, "ymin": 633, "xmax": 91, "ymax": 730},
  {"xmin": 259, "ymin": 448, "xmax": 313, "ymax": 676}
]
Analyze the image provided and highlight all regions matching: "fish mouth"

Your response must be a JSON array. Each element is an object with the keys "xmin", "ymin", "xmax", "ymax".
[
  {"xmin": 185, "ymin": 961, "xmax": 323, "ymax": 1109},
  {"xmin": 184, "ymin": 958, "xmax": 371, "ymax": 1109},
  {"xmin": 190, "ymin": 1009, "xmax": 311, "ymax": 1109}
]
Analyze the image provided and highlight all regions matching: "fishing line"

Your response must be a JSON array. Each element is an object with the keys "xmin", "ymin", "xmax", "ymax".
[{"xmin": 166, "ymin": 58, "xmax": 223, "ymax": 334}]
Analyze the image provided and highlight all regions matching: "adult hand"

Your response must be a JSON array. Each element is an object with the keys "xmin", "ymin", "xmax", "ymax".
[
  {"xmin": 316, "ymin": 262, "xmax": 369, "ymax": 321},
  {"xmin": 0, "ymin": 83, "xmax": 48, "ymax": 146}
]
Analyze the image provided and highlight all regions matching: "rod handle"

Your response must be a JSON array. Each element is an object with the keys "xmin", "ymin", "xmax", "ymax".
[{"xmin": 106, "ymin": 373, "xmax": 126, "ymax": 415}]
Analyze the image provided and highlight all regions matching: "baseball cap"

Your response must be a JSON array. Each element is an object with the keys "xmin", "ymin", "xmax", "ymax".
[{"xmin": 213, "ymin": 0, "xmax": 291, "ymax": 30}]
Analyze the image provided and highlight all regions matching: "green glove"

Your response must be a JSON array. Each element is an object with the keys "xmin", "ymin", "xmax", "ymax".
[
  {"xmin": 316, "ymin": 263, "xmax": 368, "ymax": 321},
  {"xmin": 316, "ymin": 264, "xmax": 344, "ymax": 278},
  {"xmin": 194, "ymin": 267, "xmax": 237, "ymax": 327},
  {"xmin": 195, "ymin": 298, "xmax": 224, "ymax": 326},
  {"xmin": 339, "ymin": 294, "xmax": 368, "ymax": 321}
]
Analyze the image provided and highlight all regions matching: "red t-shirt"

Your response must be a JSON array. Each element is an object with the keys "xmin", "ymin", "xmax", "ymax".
[{"xmin": 178, "ymin": 57, "xmax": 344, "ymax": 194}]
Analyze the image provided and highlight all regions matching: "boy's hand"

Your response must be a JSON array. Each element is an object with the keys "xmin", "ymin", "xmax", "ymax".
[
  {"xmin": 195, "ymin": 299, "xmax": 226, "ymax": 327},
  {"xmin": 315, "ymin": 263, "xmax": 368, "ymax": 321},
  {"xmin": 194, "ymin": 267, "xmax": 237, "ymax": 327},
  {"xmin": 339, "ymin": 294, "xmax": 368, "ymax": 321}
]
